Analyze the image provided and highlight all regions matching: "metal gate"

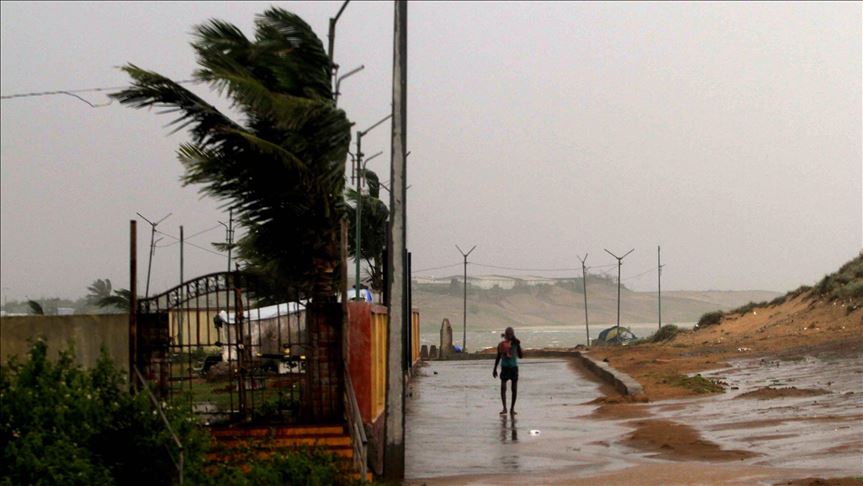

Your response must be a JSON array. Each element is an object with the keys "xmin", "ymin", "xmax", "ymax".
[{"xmin": 134, "ymin": 272, "xmax": 314, "ymax": 424}]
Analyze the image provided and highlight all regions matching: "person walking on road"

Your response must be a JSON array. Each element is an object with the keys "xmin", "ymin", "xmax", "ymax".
[{"xmin": 493, "ymin": 327, "xmax": 523, "ymax": 415}]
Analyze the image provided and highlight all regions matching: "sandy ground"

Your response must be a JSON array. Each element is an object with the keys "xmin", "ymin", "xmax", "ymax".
[
  {"xmin": 407, "ymin": 293, "xmax": 863, "ymax": 485},
  {"xmin": 592, "ymin": 294, "xmax": 862, "ymax": 401}
]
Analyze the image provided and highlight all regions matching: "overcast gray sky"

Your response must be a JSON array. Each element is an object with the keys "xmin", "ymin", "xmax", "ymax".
[{"xmin": 1, "ymin": 1, "xmax": 860, "ymax": 301}]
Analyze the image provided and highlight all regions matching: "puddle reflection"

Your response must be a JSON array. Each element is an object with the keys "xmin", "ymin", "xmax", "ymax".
[{"xmin": 499, "ymin": 414, "xmax": 519, "ymax": 442}]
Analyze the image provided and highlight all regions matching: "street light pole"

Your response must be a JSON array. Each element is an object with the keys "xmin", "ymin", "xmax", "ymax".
[
  {"xmin": 604, "ymin": 248, "xmax": 634, "ymax": 340},
  {"xmin": 354, "ymin": 114, "xmax": 392, "ymax": 299},
  {"xmin": 136, "ymin": 212, "xmax": 171, "ymax": 299},
  {"xmin": 327, "ymin": 0, "xmax": 351, "ymax": 83},
  {"xmin": 456, "ymin": 245, "xmax": 476, "ymax": 351},
  {"xmin": 577, "ymin": 253, "xmax": 590, "ymax": 346}
]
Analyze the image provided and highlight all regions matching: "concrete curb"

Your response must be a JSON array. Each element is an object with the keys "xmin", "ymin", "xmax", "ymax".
[
  {"xmin": 426, "ymin": 349, "xmax": 646, "ymax": 397},
  {"xmin": 574, "ymin": 351, "xmax": 645, "ymax": 398}
]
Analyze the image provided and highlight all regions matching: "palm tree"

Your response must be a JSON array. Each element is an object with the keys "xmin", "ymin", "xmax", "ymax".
[
  {"xmin": 112, "ymin": 8, "xmax": 351, "ymax": 303},
  {"xmin": 347, "ymin": 168, "xmax": 389, "ymax": 292},
  {"xmin": 86, "ymin": 279, "xmax": 113, "ymax": 305},
  {"xmin": 96, "ymin": 289, "xmax": 132, "ymax": 312}
]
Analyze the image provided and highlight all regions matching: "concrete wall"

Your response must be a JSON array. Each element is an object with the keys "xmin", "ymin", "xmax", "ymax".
[
  {"xmin": 0, "ymin": 314, "xmax": 128, "ymax": 372},
  {"xmin": 347, "ymin": 301, "xmax": 373, "ymax": 421},
  {"xmin": 347, "ymin": 304, "xmax": 422, "ymax": 476},
  {"xmin": 347, "ymin": 302, "xmax": 390, "ymax": 424}
]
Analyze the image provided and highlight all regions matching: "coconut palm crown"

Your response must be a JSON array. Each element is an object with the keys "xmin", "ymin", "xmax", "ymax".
[{"xmin": 112, "ymin": 8, "xmax": 352, "ymax": 301}]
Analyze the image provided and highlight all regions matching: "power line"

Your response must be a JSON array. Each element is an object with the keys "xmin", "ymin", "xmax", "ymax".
[
  {"xmin": 0, "ymin": 80, "xmax": 197, "ymax": 101},
  {"xmin": 156, "ymin": 224, "xmax": 223, "ymax": 248},
  {"xmin": 411, "ymin": 263, "xmax": 462, "ymax": 273},
  {"xmin": 411, "ymin": 261, "xmax": 619, "ymax": 275},
  {"xmin": 154, "ymin": 229, "xmax": 225, "ymax": 258},
  {"xmin": 622, "ymin": 267, "xmax": 658, "ymax": 282},
  {"xmin": 472, "ymin": 262, "xmax": 617, "ymax": 272}
]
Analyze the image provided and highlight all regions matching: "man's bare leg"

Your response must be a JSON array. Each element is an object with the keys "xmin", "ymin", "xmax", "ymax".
[
  {"xmin": 500, "ymin": 379, "xmax": 508, "ymax": 414},
  {"xmin": 510, "ymin": 380, "xmax": 518, "ymax": 415}
]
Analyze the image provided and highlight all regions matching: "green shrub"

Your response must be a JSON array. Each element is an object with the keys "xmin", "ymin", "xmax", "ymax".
[
  {"xmin": 649, "ymin": 324, "xmax": 682, "ymax": 342},
  {"xmin": 696, "ymin": 311, "xmax": 724, "ymax": 329},
  {"xmin": 205, "ymin": 447, "xmax": 350, "ymax": 486},
  {"xmin": 729, "ymin": 301, "xmax": 768, "ymax": 316},
  {"xmin": 812, "ymin": 254, "xmax": 863, "ymax": 301},
  {"xmin": 0, "ymin": 340, "xmax": 209, "ymax": 486},
  {"xmin": 1, "ymin": 342, "xmax": 372, "ymax": 486},
  {"xmin": 835, "ymin": 281, "xmax": 863, "ymax": 300}
]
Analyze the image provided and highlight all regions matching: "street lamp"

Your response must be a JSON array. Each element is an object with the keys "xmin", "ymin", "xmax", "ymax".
[
  {"xmin": 334, "ymin": 65, "xmax": 364, "ymax": 108},
  {"xmin": 354, "ymin": 114, "xmax": 393, "ymax": 299}
]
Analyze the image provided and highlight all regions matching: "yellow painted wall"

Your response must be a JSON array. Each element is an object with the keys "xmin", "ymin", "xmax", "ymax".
[
  {"xmin": 411, "ymin": 311, "xmax": 420, "ymax": 365},
  {"xmin": 370, "ymin": 309, "xmax": 388, "ymax": 420},
  {"xmin": 1, "ymin": 314, "xmax": 128, "ymax": 371}
]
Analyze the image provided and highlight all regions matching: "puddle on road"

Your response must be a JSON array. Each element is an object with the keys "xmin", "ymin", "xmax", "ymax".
[{"xmin": 649, "ymin": 355, "xmax": 863, "ymax": 475}]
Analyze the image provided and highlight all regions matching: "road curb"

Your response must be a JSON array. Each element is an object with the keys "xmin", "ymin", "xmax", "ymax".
[{"xmin": 574, "ymin": 351, "xmax": 645, "ymax": 397}]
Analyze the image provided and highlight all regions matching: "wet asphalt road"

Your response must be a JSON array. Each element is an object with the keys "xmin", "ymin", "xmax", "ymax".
[
  {"xmin": 405, "ymin": 355, "xmax": 863, "ymax": 483},
  {"xmin": 405, "ymin": 358, "xmax": 626, "ymax": 479}
]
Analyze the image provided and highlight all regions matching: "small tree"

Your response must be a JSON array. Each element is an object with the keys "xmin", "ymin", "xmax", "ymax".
[
  {"xmin": 346, "ymin": 168, "xmax": 389, "ymax": 292},
  {"xmin": 26, "ymin": 300, "xmax": 43, "ymax": 316}
]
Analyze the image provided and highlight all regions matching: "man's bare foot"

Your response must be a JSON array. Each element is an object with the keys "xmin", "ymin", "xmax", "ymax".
[
  {"xmin": 499, "ymin": 409, "xmax": 508, "ymax": 415},
  {"xmin": 510, "ymin": 410, "xmax": 517, "ymax": 415}
]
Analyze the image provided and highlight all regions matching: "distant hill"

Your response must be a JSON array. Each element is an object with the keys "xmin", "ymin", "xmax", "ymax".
[{"xmin": 412, "ymin": 274, "xmax": 780, "ymax": 334}]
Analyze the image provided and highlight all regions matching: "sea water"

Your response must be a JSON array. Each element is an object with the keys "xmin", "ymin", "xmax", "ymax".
[{"xmin": 420, "ymin": 322, "xmax": 696, "ymax": 352}]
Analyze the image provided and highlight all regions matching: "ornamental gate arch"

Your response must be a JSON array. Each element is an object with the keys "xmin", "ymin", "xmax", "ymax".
[{"xmin": 132, "ymin": 271, "xmax": 341, "ymax": 424}]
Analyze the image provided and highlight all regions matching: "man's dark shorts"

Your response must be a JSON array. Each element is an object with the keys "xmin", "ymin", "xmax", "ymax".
[{"xmin": 500, "ymin": 366, "xmax": 518, "ymax": 382}]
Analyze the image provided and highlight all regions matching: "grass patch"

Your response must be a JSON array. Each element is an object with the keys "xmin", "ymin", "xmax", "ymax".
[{"xmin": 659, "ymin": 373, "xmax": 724, "ymax": 394}]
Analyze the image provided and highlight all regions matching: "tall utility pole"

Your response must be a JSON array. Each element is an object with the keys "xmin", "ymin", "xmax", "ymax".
[
  {"xmin": 658, "ymin": 246, "xmax": 663, "ymax": 330},
  {"xmin": 354, "ymin": 115, "xmax": 392, "ymax": 299},
  {"xmin": 456, "ymin": 245, "xmax": 476, "ymax": 351},
  {"xmin": 384, "ymin": 0, "xmax": 407, "ymax": 480},
  {"xmin": 577, "ymin": 254, "xmax": 590, "ymax": 346},
  {"xmin": 137, "ymin": 212, "xmax": 171, "ymax": 299},
  {"xmin": 604, "ymin": 248, "xmax": 634, "ymax": 339},
  {"xmin": 219, "ymin": 210, "xmax": 234, "ymax": 273}
]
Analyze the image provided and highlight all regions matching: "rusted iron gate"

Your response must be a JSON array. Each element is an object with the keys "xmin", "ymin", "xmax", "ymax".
[{"xmin": 132, "ymin": 271, "xmax": 343, "ymax": 424}]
